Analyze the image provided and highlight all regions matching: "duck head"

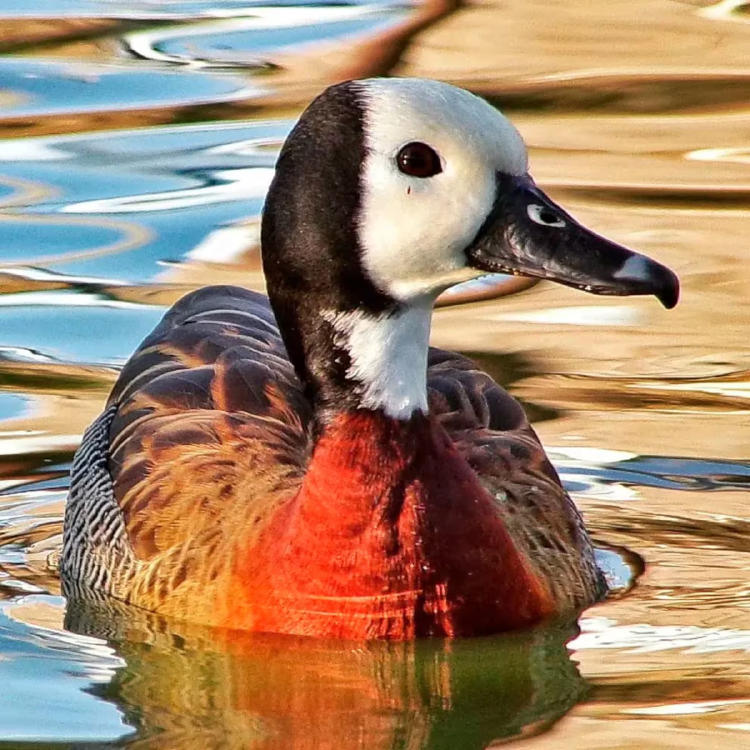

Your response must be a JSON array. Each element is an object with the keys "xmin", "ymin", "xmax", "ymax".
[{"xmin": 262, "ymin": 78, "xmax": 679, "ymax": 419}]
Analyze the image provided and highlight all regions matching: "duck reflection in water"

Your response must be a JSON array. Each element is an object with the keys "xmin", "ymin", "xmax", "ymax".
[{"xmin": 65, "ymin": 597, "xmax": 586, "ymax": 749}]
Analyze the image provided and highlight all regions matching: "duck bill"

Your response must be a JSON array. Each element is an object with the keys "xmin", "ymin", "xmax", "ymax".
[{"xmin": 465, "ymin": 174, "xmax": 679, "ymax": 309}]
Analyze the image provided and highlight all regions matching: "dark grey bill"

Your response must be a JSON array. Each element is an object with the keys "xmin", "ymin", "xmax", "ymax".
[{"xmin": 465, "ymin": 173, "xmax": 679, "ymax": 309}]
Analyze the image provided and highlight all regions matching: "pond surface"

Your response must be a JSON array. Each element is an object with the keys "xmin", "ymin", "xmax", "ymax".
[{"xmin": 1, "ymin": 1, "xmax": 749, "ymax": 747}]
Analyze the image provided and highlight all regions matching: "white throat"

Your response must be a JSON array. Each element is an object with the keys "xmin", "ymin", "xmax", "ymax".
[{"xmin": 322, "ymin": 299, "xmax": 433, "ymax": 419}]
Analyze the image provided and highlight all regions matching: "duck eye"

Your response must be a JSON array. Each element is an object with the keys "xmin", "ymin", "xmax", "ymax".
[
  {"xmin": 396, "ymin": 142, "xmax": 442, "ymax": 178},
  {"xmin": 527, "ymin": 203, "xmax": 566, "ymax": 228}
]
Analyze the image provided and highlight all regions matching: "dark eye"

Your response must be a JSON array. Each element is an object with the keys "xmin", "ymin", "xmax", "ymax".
[{"xmin": 396, "ymin": 142, "xmax": 442, "ymax": 178}]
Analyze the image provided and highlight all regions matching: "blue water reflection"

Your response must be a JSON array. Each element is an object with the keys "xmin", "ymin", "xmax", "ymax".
[
  {"xmin": 558, "ymin": 451, "xmax": 750, "ymax": 496},
  {"xmin": 0, "ymin": 393, "xmax": 27, "ymax": 423},
  {"xmin": 0, "ymin": 121, "xmax": 289, "ymax": 281},
  {"xmin": 0, "ymin": 60, "xmax": 255, "ymax": 118},
  {"xmin": 127, "ymin": 9, "xmax": 410, "ymax": 67},
  {"xmin": 0, "ymin": 294, "xmax": 163, "ymax": 364},
  {"xmin": 0, "ymin": 600, "xmax": 133, "ymax": 744},
  {"xmin": 0, "ymin": 0, "xmax": 388, "ymax": 18}
]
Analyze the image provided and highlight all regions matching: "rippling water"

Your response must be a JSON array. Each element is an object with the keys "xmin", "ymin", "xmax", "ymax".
[{"xmin": 0, "ymin": 1, "xmax": 749, "ymax": 747}]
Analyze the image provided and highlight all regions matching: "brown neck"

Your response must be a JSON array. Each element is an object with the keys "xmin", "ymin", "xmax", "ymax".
[{"xmin": 229, "ymin": 410, "xmax": 556, "ymax": 638}]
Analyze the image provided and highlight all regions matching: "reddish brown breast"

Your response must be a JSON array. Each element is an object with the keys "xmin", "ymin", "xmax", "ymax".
[{"xmin": 220, "ymin": 410, "xmax": 557, "ymax": 638}]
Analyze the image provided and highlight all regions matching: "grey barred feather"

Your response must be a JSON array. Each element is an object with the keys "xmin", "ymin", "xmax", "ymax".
[{"xmin": 61, "ymin": 403, "xmax": 136, "ymax": 598}]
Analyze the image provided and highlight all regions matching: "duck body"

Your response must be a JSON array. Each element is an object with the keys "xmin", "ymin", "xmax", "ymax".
[
  {"xmin": 62, "ymin": 78, "xmax": 678, "ymax": 639},
  {"xmin": 63, "ymin": 285, "xmax": 600, "ymax": 638}
]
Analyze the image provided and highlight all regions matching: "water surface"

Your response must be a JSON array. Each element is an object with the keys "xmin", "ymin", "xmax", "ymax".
[{"xmin": 1, "ymin": 1, "xmax": 749, "ymax": 747}]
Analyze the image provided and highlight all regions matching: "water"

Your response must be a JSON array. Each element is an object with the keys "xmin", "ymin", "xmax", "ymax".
[{"xmin": 0, "ymin": 0, "xmax": 749, "ymax": 746}]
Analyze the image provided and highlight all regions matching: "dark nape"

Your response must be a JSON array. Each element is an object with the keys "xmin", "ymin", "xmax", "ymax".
[{"xmin": 261, "ymin": 81, "xmax": 397, "ymax": 418}]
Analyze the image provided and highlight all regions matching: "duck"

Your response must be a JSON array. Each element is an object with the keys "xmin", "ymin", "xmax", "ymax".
[{"xmin": 61, "ymin": 77, "xmax": 679, "ymax": 640}]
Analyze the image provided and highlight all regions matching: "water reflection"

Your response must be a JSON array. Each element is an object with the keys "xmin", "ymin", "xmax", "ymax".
[
  {"xmin": 0, "ymin": 599, "xmax": 132, "ymax": 744},
  {"xmin": 0, "ymin": 1, "xmax": 391, "ymax": 20},
  {"xmin": 64, "ymin": 598, "xmax": 586, "ymax": 749},
  {"xmin": 0, "ymin": 120, "xmax": 286, "ymax": 281},
  {"xmin": 553, "ymin": 448, "xmax": 750, "ymax": 495},
  {"xmin": 0, "ymin": 58, "xmax": 256, "ymax": 118},
  {"xmin": 125, "ymin": 6, "xmax": 411, "ymax": 69}
]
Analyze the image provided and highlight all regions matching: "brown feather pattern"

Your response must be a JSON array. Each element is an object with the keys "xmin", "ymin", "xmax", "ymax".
[{"xmin": 62, "ymin": 285, "xmax": 602, "ymax": 624}]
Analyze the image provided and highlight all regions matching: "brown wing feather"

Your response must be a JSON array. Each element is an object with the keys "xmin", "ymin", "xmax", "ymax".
[
  {"xmin": 427, "ymin": 349, "xmax": 603, "ymax": 609},
  {"xmin": 106, "ymin": 287, "xmax": 311, "ymax": 576}
]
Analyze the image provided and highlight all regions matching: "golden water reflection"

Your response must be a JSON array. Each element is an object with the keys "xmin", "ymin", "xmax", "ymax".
[{"xmin": 57, "ymin": 600, "xmax": 584, "ymax": 749}]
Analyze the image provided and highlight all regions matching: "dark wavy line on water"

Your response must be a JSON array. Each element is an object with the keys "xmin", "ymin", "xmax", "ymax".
[
  {"xmin": 485, "ymin": 75, "xmax": 750, "ymax": 116},
  {"xmin": 555, "ymin": 184, "xmax": 750, "ymax": 211},
  {"xmin": 563, "ymin": 453, "xmax": 750, "ymax": 493}
]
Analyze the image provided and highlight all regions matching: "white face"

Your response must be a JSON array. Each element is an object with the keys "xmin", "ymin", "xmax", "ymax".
[{"xmin": 356, "ymin": 78, "xmax": 528, "ymax": 302}]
